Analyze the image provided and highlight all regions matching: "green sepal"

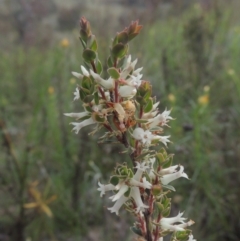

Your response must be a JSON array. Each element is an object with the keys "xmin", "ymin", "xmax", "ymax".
[
  {"xmin": 107, "ymin": 67, "xmax": 120, "ymax": 79},
  {"xmin": 111, "ymin": 43, "xmax": 128, "ymax": 59},
  {"xmin": 95, "ymin": 59, "xmax": 103, "ymax": 74},
  {"xmin": 174, "ymin": 230, "xmax": 191, "ymax": 241},
  {"xmin": 82, "ymin": 49, "xmax": 96, "ymax": 63},
  {"xmin": 143, "ymin": 98, "xmax": 153, "ymax": 113},
  {"xmin": 162, "ymin": 197, "xmax": 171, "ymax": 208},
  {"xmin": 130, "ymin": 226, "xmax": 142, "ymax": 236},
  {"xmin": 79, "ymin": 37, "xmax": 86, "ymax": 49},
  {"xmin": 162, "ymin": 207, "xmax": 171, "ymax": 217},
  {"xmin": 117, "ymin": 31, "xmax": 128, "ymax": 44},
  {"xmin": 110, "ymin": 176, "xmax": 119, "ymax": 186},
  {"xmin": 156, "ymin": 202, "xmax": 164, "ymax": 212},
  {"xmin": 94, "ymin": 92, "xmax": 99, "ymax": 105}
]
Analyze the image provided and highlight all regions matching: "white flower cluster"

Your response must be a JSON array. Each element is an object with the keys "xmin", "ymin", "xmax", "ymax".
[{"xmin": 66, "ymin": 51, "xmax": 195, "ymax": 240}]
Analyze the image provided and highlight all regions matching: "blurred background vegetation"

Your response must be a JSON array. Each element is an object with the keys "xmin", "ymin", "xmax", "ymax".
[{"xmin": 0, "ymin": 0, "xmax": 240, "ymax": 240}]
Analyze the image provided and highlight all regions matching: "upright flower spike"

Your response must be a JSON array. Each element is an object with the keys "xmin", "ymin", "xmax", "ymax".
[{"xmin": 65, "ymin": 18, "xmax": 195, "ymax": 241}]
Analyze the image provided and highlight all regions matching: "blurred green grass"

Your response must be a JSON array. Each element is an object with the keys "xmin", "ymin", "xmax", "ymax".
[{"xmin": 1, "ymin": 2, "xmax": 240, "ymax": 241}]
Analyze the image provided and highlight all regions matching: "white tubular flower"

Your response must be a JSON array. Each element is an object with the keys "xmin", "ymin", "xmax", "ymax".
[
  {"xmin": 73, "ymin": 87, "xmax": 80, "ymax": 101},
  {"xmin": 160, "ymin": 212, "xmax": 186, "ymax": 231},
  {"xmin": 64, "ymin": 111, "xmax": 90, "ymax": 119},
  {"xmin": 152, "ymin": 135, "xmax": 171, "ymax": 147},
  {"xmin": 119, "ymin": 85, "xmax": 137, "ymax": 98},
  {"xmin": 177, "ymin": 220, "xmax": 195, "ymax": 229},
  {"xmin": 159, "ymin": 165, "xmax": 178, "ymax": 175},
  {"xmin": 132, "ymin": 127, "xmax": 150, "ymax": 145},
  {"xmin": 110, "ymin": 184, "xmax": 129, "ymax": 202},
  {"xmin": 81, "ymin": 65, "xmax": 90, "ymax": 77},
  {"xmin": 126, "ymin": 73, "xmax": 143, "ymax": 88},
  {"xmin": 90, "ymin": 69, "xmax": 114, "ymax": 90},
  {"xmin": 97, "ymin": 182, "xmax": 116, "ymax": 197},
  {"xmin": 70, "ymin": 117, "xmax": 96, "ymax": 134},
  {"xmin": 108, "ymin": 195, "xmax": 128, "ymax": 215},
  {"xmin": 148, "ymin": 109, "xmax": 173, "ymax": 128},
  {"xmin": 121, "ymin": 57, "xmax": 138, "ymax": 79},
  {"xmin": 132, "ymin": 67, "xmax": 143, "ymax": 76},
  {"xmin": 160, "ymin": 165, "xmax": 189, "ymax": 185},
  {"xmin": 131, "ymin": 186, "xmax": 149, "ymax": 212},
  {"xmin": 71, "ymin": 71, "xmax": 83, "ymax": 80},
  {"xmin": 132, "ymin": 128, "xmax": 170, "ymax": 146},
  {"xmin": 129, "ymin": 177, "xmax": 151, "ymax": 189},
  {"xmin": 188, "ymin": 234, "xmax": 197, "ymax": 241},
  {"xmin": 134, "ymin": 161, "xmax": 149, "ymax": 181}
]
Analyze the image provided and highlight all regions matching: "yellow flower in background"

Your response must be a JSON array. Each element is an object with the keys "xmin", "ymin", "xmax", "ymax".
[
  {"xmin": 168, "ymin": 93, "xmax": 176, "ymax": 103},
  {"xmin": 24, "ymin": 181, "xmax": 57, "ymax": 218},
  {"xmin": 60, "ymin": 38, "xmax": 70, "ymax": 48},
  {"xmin": 227, "ymin": 69, "xmax": 235, "ymax": 76},
  {"xmin": 70, "ymin": 78, "xmax": 76, "ymax": 84},
  {"xmin": 48, "ymin": 86, "xmax": 54, "ymax": 95},
  {"xmin": 198, "ymin": 94, "xmax": 209, "ymax": 105},
  {"xmin": 203, "ymin": 85, "xmax": 210, "ymax": 93}
]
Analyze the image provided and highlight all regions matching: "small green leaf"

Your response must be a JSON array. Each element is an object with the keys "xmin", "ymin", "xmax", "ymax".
[
  {"xmin": 130, "ymin": 226, "xmax": 142, "ymax": 236},
  {"xmin": 94, "ymin": 92, "xmax": 99, "ymax": 105},
  {"xmin": 110, "ymin": 176, "xmax": 119, "ymax": 186},
  {"xmin": 107, "ymin": 56, "xmax": 114, "ymax": 68},
  {"xmin": 89, "ymin": 36, "xmax": 98, "ymax": 52},
  {"xmin": 82, "ymin": 76, "xmax": 92, "ymax": 90},
  {"xmin": 117, "ymin": 32, "xmax": 128, "ymax": 44},
  {"xmin": 79, "ymin": 37, "xmax": 86, "ymax": 49},
  {"xmin": 128, "ymin": 33, "xmax": 138, "ymax": 41},
  {"xmin": 83, "ymin": 95, "xmax": 94, "ymax": 103},
  {"xmin": 82, "ymin": 49, "xmax": 96, "ymax": 63},
  {"xmin": 156, "ymin": 202, "xmax": 164, "ymax": 212},
  {"xmin": 107, "ymin": 67, "xmax": 120, "ymax": 79},
  {"xmin": 111, "ymin": 43, "xmax": 128, "ymax": 59},
  {"xmin": 80, "ymin": 29, "xmax": 88, "ymax": 43},
  {"xmin": 156, "ymin": 153, "xmax": 165, "ymax": 165},
  {"xmin": 112, "ymin": 35, "xmax": 118, "ymax": 46},
  {"xmin": 162, "ymin": 154, "xmax": 174, "ymax": 168},
  {"xmin": 85, "ymin": 105, "xmax": 93, "ymax": 113},
  {"xmin": 79, "ymin": 89, "xmax": 87, "ymax": 101},
  {"xmin": 95, "ymin": 59, "xmax": 102, "ymax": 74}
]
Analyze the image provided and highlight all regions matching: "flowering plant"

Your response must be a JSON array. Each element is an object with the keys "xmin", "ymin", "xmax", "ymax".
[{"xmin": 65, "ymin": 17, "xmax": 195, "ymax": 241}]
